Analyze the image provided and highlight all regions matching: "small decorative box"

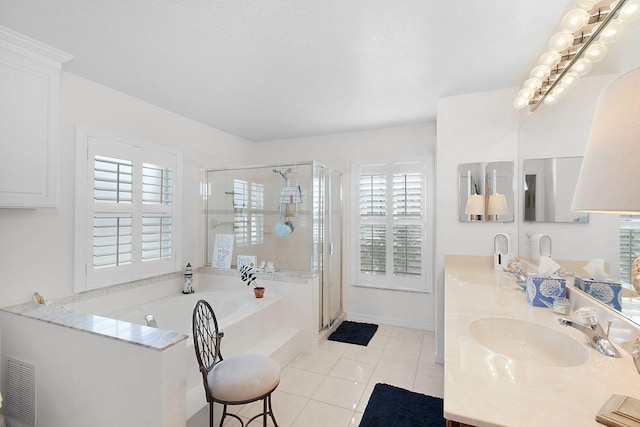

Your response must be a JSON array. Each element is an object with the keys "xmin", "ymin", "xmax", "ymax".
[
  {"xmin": 526, "ymin": 274, "xmax": 567, "ymax": 308},
  {"xmin": 574, "ymin": 276, "xmax": 622, "ymax": 311}
]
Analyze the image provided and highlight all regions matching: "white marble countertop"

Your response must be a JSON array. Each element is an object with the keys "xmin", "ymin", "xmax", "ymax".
[
  {"xmin": 444, "ymin": 255, "xmax": 640, "ymax": 427},
  {"xmin": 2, "ymin": 302, "xmax": 187, "ymax": 351}
]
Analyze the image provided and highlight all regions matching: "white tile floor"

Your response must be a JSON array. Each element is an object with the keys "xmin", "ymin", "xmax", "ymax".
[{"xmin": 187, "ymin": 324, "xmax": 444, "ymax": 427}]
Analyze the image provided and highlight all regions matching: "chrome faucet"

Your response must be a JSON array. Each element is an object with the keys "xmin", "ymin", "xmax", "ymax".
[
  {"xmin": 557, "ymin": 317, "xmax": 621, "ymax": 358},
  {"xmin": 503, "ymin": 264, "xmax": 526, "ymax": 283},
  {"xmin": 145, "ymin": 314, "xmax": 158, "ymax": 328}
]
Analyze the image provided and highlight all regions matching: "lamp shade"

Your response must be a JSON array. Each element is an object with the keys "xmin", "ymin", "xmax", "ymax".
[
  {"xmin": 465, "ymin": 194, "xmax": 485, "ymax": 215},
  {"xmin": 571, "ymin": 66, "xmax": 640, "ymax": 214},
  {"xmin": 488, "ymin": 194, "xmax": 509, "ymax": 216}
]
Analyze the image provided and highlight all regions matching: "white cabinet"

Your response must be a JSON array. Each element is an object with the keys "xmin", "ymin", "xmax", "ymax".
[{"xmin": 0, "ymin": 26, "xmax": 72, "ymax": 208}]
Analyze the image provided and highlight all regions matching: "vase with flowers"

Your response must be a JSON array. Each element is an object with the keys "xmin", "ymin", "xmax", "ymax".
[{"xmin": 240, "ymin": 264, "xmax": 265, "ymax": 298}]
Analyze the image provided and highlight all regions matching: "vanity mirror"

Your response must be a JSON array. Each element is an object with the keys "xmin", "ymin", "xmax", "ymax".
[
  {"xmin": 523, "ymin": 157, "xmax": 589, "ymax": 223},
  {"xmin": 518, "ymin": 22, "xmax": 640, "ymax": 324},
  {"xmin": 458, "ymin": 161, "xmax": 514, "ymax": 222}
]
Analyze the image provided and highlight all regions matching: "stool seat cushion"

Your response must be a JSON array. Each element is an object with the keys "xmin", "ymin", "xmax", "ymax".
[{"xmin": 207, "ymin": 354, "xmax": 280, "ymax": 403}]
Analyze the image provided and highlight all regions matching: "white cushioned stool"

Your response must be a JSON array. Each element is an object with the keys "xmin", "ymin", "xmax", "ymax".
[{"xmin": 192, "ymin": 299, "xmax": 280, "ymax": 427}]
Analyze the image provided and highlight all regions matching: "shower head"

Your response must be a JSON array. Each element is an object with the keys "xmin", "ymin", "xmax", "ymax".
[{"xmin": 273, "ymin": 168, "xmax": 293, "ymax": 180}]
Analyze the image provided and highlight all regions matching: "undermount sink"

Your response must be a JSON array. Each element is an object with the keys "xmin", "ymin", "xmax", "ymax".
[{"xmin": 469, "ymin": 317, "xmax": 589, "ymax": 367}]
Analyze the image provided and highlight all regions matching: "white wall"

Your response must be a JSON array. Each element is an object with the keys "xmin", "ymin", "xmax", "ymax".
[
  {"xmin": 436, "ymin": 87, "xmax": 520, "ymax": 362},
  {"xmin": 254, "ymin": 123, "xmax": 438, "ymax": 330},
  {"xmin": 0, "ymin": 72, "xmax": 255, "ymax": 307}
]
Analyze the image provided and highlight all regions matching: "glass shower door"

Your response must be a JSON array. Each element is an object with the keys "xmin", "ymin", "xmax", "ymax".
[{"xmin": 317, "ymin": 165, "xmax": 342, "ymax": 331}]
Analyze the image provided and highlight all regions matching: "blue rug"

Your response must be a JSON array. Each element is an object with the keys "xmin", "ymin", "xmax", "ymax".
[
  {"xmin": 360, "ymin": 383, "xmax": 445, "ymax": 427},
  {"xmin": 328, "ymin": 321, "xmax": 378, "ymax": 346}
]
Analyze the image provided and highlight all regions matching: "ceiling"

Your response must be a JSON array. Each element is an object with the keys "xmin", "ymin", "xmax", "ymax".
[{"xmin": 0, "ymin": 0, "xmax": 574, "ymax": 142}]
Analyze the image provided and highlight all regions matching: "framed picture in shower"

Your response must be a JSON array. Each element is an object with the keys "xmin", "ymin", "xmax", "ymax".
[
  {"xmin": 237, "ymin": 255, "xmax": 257, "ymax": 270},
  {"xmin": 213, "ymin": 234, "xmax": 234, "ymax": 269}
]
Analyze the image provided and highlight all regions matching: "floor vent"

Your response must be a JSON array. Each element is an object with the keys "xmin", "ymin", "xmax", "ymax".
[{"xmin": 6, "ymin": 357, "xmax": 36, "ymax": 426}]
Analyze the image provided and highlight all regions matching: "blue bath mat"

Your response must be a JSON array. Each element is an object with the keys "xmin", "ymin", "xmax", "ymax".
[
  {"xmin": 360, "ymin": 383, "xmax": 445, "ymax": 427},
  {"xmin": 328, "ymin": 320, "xmax": 378, "ymax": 346}
]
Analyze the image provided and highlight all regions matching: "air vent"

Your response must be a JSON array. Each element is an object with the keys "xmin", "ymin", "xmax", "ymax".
[{"xmin": 6, "ymin": 357, "xmax": 37, "ymax": 426}]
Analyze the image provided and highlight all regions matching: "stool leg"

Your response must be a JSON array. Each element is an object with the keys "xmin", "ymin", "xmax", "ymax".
[
  {"xmin": 267, "ymin": 394, "xmax": 278, "ymax": 427},
  {"xmin": 263, "ymin": 398, "xmax": 267, "ymax": 426},
  {"xmin": 209, "ymin": 402, "xmax": 214, "ymax": 427}
]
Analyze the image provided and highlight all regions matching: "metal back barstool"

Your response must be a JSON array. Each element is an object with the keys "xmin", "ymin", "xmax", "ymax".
[{"xmin": 192, "ymin": 300, "xmax": 280, "ymax": 427}]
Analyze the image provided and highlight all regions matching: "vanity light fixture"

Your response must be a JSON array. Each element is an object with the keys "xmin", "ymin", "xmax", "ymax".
[
  {"xmin": 488, "ymin": 194, "xmax": 509, "ymax": 220},
  {"xmin": 514, "ymin": 0, "xmax": 639, "ymax": 111},
  {"xmin": 571, "ymin": 66, "xmax": 640, "ymax": 288},
  {"xmin": 465, "ymin": 194, "xmax": 485, "ymax": 221},
  {"xmin": 487, "ymin": 168, "xmax": 509, "ymax": 221}
]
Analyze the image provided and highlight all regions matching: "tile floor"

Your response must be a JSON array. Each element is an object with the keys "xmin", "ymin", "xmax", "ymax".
[{"xmin": 187, "ymin": 323, "xmax": 444, "ymax": 427}]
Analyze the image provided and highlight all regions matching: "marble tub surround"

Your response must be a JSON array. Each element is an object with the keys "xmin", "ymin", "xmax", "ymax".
[
  {"xmin": 2, "ymin": 302, "xmax": 187, "ymax": 350},
  {"xmin": 444, "ymin": 255, "xmax": 640, "ymax": 427}
]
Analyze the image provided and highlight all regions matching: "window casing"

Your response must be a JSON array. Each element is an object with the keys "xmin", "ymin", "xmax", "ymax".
[
  {"xmin": 353, "ymin": 159, "xmax": 432, "ymax": 292},
  {"xmin": 74, "ymin": 127, "xmax": 181, "ymax": 291}
]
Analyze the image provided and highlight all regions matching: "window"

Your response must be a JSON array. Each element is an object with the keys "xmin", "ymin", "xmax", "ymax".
[
  {"xmin": 353, "ymin": 158, "xmax": 432, "ymax": 292},
  {"xmin": 620, "ymin": 215, "xmax": 640, "ymax": 284},
  {"xmin": 74, "ymin": 127, "xmax": 181, "ymax": 291},
  {"xmin": 233, "ymin": 179, "xmax": 264, "ymax": 247}
]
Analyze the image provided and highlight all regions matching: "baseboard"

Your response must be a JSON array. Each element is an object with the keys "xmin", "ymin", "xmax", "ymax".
[{"xmin": 346, "ymin": 312, "xmax": 435, "ymax": 331}]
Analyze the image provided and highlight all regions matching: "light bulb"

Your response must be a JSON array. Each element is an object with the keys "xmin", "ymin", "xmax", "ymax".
[
  {"xmin": 530, "ymin": 65, "xmax": 551, "ymax": 79},
  {"xmin": 585, "ymin": 42, "xmax": 607, "ymax": 62},
  {"xmin": 561, "ymin": 71, "xmax": 579, "ymax": 87},
  {"xmin": 561, "ymin": 9, "xmax": 590, "ymax": 32},
  {"xmin": 539, "ymin": 51, "xmax": 561, "ymax": 67},
  {"xmin": 513, "ymin": 96, "xmax": 530, "ymax": 109},
  {"xmin": 577, "ymin": 0, "xmax": 600, "ymax": 9},
  {"xmin": 598, "ymin": 20, "xmax": 625, "ymax": 43},
  {"xmin": 524, "ymin": 77, "xmax": 542, "ymax": 90},
  {"xmin": 618, "ymin": 0, "xmax": 640, "ymax": 21},
  {"xmin": 544, "ymin": 93, "xmax": 558, "ymax": 105},
  {"xmin": 553, "ymin": 85, "xmax": 567, "ymax": 97},
  {"xmin": 549, "ymin": 31, "xmax": 574, "ymax": 51},
  {"xmin": 572, "ymin": 57, "xmax": 593, "ymax": 76},
  {"xmin": 519, "ymin": 87, "xmax": 535, "ymax": 99}
]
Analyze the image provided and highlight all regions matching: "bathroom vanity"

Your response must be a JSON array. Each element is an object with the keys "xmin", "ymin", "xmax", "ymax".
[{"xmin": 444, "ymin": 255, "xmax": 640, "ymax": 427}]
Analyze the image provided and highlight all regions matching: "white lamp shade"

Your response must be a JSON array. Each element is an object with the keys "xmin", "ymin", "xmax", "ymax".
[
  {"xmin": 571, "ymin": 66, "xmax": 640, "ymax": 214},
  {"xmin": 488, "ymin": 194, "xmax": 509, "ymax": 216},
  {"xmin": 465, "ymin": 194, "xmax": 485, "ymax": 215}
]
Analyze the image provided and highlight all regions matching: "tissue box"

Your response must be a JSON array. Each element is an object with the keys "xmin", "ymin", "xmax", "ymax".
[
  {"xmin": 574, "ymin": 276, "xmax": 622, "ymax": 311},
  {"xmin": 526, "ymin": 274, "xmax": 566, "ymax": 307}
]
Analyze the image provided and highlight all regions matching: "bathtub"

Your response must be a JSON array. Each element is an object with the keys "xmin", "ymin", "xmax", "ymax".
[
  {"xmin": 109, "ymin": 290, "xmax": 276, "ymax": 333},
  {"xmin": 107, "ymin": 290, "xmax": 286, "ymax": 419}
]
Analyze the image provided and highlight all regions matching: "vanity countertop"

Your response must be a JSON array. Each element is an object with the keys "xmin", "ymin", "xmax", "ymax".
[{"xmin": 444, "ymin": 255, "xmax": 640, "ymax": 427}]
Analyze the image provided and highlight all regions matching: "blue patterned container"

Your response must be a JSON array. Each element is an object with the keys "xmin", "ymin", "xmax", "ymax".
[
  {"xmin": 526, "ymin": 274, "xmax": 566, "ymax": 308},
  {"xmin": 574, "ymin": 276, "xmax": 622, "ymax": 311}
]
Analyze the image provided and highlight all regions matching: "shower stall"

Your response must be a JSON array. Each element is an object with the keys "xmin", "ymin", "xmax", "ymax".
[{"xmin": 206, "ymin": 161, "xmax": 343, "ymax": 331}]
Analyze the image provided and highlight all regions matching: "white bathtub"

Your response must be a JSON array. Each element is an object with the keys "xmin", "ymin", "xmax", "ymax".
[
  {"xmin": 109, "ymin": 290, "xmax": 276, "ymax": 334},
  {"xmin": 107, "ymin": 290, "xmax": 285, "ymax": 419}
]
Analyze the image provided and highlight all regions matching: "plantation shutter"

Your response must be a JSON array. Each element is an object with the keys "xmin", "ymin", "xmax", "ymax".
[
  {"xmin": 620, "ymin": 215, "xmax": 640, "ymax": 284},
  {"xmin": 355, "ymin": 160, "xmax": 430, "ymax": 292},
  {"xmin": 77, "ymin": 128, "xmax": 180, "ymax": 291}
]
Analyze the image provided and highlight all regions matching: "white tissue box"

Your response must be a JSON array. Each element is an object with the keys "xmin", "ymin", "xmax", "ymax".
[
  {"xmin": 574, "ymin": 276, "xmax": 622, "ymax": 311},
  {"xmin": 526, "ymin": 274, "xmax": 566, "ymax": 308}
]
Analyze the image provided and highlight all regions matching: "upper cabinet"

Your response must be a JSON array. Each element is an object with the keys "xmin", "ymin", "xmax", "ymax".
[{"xmin": 0, "ymin": 26, "xmax": 73, "ymax": 208}]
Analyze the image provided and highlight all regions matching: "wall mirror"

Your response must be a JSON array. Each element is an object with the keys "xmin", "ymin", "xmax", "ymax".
[
  {"xmin": 458, "ymin": 161, "xmax": 514, "ymax": 222},
  {"xmin": 518, "ymin": 23, "xmax": 640, "ymax": 324},
  {"xmin": 523, "ymin": 157, "xmax": 589, "ymax": 223}
]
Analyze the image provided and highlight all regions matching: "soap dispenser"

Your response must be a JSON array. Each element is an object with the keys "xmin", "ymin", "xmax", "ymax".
[
  {"xmin": 494, "ymin": 233, "xmax": 513, "ymax": 271},
  {"xmin": 529, "ymin": 233, "xmax": 552, "ymax": 263}
]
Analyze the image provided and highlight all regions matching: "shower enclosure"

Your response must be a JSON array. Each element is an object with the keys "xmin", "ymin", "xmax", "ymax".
[{"xmin": 206, "ymin": 161, "xmax": 343, "ymax": 331}]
